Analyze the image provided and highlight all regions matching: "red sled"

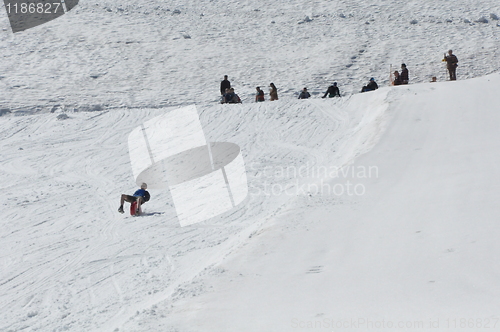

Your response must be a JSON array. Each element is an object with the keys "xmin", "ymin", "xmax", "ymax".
[{"xmin": 130, "ymin": 201, "xmax": 142, "ymax": 216}]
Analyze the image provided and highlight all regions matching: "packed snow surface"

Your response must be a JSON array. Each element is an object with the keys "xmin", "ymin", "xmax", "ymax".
[{"xmin": 1, "ymin": 0, "xmax": 500, "ymax": 331}]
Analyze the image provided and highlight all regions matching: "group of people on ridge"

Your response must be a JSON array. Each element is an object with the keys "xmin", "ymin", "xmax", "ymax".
[
  {"xmin": 220, "ymin": 75, "xmax": 242, "ymax": 104},
  {"xmin": 220, "ymin": 76, "xmax": 375, "ymax": 101},
  {"xmin": 222, "ymin": 76, "xmax": 343, "ymax": 102},
  {"xmin": 218, "ymin": 51, "xmax": 458, "ymax": 102},
  {"xmin": 221, "ymin": 76, "xmax": 280, "ymax": 103}
]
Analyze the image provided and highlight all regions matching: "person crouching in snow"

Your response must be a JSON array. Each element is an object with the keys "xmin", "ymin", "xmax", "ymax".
[
  {"xmin": 322, "ymin": 82, "xmax": 340, "ymax": 98},
  {"xmin": 298, "ymin": 87, "xmax": 311, "ymax": 99},
  {"xmin": 118, "ymin": 183, "xmax": 150, "ymax": 214}
]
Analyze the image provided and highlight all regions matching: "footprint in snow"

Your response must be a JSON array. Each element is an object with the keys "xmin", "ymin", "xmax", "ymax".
[{"xmin": 306, "ymin": 266, "xmax": 323, "ymax": 274}]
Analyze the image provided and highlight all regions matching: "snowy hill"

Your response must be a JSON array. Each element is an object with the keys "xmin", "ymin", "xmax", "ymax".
[
  {"xmin": 1, "ymin": 0, "xmax": 500, "ymax": 331},
  {"xmin": 2, "ymin": 74, "xmax": 500, "ymax": 331}
]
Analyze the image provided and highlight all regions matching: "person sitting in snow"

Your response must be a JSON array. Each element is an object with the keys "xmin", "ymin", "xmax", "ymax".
[
  {"xmin": 118, "ymin": 183, "xmax": 150, "ymax": 214},
  {"xmin": 228, "ymin": 88, "xmax": 242, "ymax": 103},
  {"xmin": 223, "ymin": 88, "xmax": 235, "ymax": 104},
  {"xmin": 255, "ymin": 87, "xmax": 265, "ymax": 102},
  {"xmin": 392, "ymin": 71, "xmax": 402, "ymax": 86},
  {"xmin": 361, "ymin": 78, "xmax": 378, "ymax": 92},
  {"xmin": 298, "ymin": 87, "xmax": 311, "ymax": 99},
  {"xmin": 221, "ymin": 88, "xmax": 230, "ymax": 103},
  {"xmin": 322, "ymin": 82, "xmax": 341, "ymax": 98}
]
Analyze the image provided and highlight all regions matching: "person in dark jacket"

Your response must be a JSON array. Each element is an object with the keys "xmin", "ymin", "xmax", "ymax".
[
  {"xmin": 400, "ymin": 63, "xmax": 409, "ymax": 84},
  {"xmin": 220, "ymin": 75, "xmax": 231, "ymax": 95},
  {"xmin": 118, "ymin": 183, "xmax": 150, "ymax": 214},
  {"xmin": 361, "ymin": 78, "xmax": 378, "ymax": 92},
  {"xmin": 443, "ymin": 50, "xmax": 458, "ymax": 81},
  {"xmin": 255, "ymin": 87, "xmax": 265, "ymax": 102},
  {"xmin": 298, "ymin": 87, "xmax": 311, "ymax": 99},
  {"xmin": 322, "ymin": 82, "xmax": 341, "ymax": 98}
]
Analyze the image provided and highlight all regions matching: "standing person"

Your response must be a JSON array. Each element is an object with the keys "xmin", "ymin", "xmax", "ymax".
[
  {"xmin": 269, "ymin": 83, "xmax": 278, "ymax": 101},
  {"xmin": 255, "ymin": 87, "xmax": 265, "ymax": 102},
  {"xmin": 220, "ymin": 75, "xmax": 231, "ymax": 95},
  {"xmin": 400, "ymin": 63, "xmax": 409, "ymax": 84},
  {"xmin": 322, "ymin": 82, "xmax": 340, "ymax": 98},
  {"xmin": 443, "ymin": 50, "xmax": 458, "ymax": 81},
  {"xmin": 361, "ymin": 78, "xmax": 378, "ymax": 92},
  {"xmin": 298, "ymin": 87, "xmax": 311, "ymax": 99},
  {"xmin": 118, "ymin": 183, "xmax": 150, "ymax": 214}
]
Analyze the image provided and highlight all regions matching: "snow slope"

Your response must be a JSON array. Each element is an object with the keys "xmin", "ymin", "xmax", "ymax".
[
  {"xmin": 0, "ymin": 88, "xmax": 392, "ymax": 331},
  {"xmin": 2, "ymin": 73, "xmax": 500, "ymax": 331},
  {"xmin": 0, "ymin": 0, "xmax": 500, "ymax": 110}
]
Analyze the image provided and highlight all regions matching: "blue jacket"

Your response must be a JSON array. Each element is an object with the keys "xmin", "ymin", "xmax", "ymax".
[{"xmin": 133, "ymin": 189, "xmax": 146, "ymax": 197}]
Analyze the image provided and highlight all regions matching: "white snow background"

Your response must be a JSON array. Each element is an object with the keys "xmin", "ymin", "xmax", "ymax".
[{"xmin": 1, "ymin": 0, "xmax": 500, "ymax": 331}]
